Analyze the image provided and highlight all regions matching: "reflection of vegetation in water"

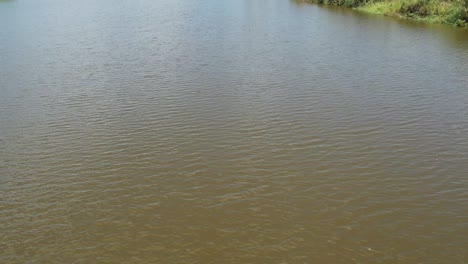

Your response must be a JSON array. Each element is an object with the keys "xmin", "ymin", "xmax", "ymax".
[{"xmin": 301, "ymin": 0, "xmax": 468, "ymax": 27}]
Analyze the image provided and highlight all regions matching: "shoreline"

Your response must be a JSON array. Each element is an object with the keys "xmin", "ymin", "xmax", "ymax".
[{"xmin": 301, "ymin": 0, "xmax": 468, "ymax": 27}]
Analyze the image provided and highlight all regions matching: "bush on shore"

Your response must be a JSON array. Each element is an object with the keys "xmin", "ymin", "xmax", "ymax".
[{"xmin": 303, "ymin": 0, "xmax": 468, "ymax": 27}]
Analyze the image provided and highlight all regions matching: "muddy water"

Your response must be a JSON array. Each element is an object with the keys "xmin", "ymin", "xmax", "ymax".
[{"xmin": 1, "ymin": 0, "xmax": 468, "ymax": 263}]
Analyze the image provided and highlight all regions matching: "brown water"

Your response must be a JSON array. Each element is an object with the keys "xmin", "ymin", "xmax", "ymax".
[{"xmin": 1, "ymin": 0, "xmax": 468, "ymax": 263}]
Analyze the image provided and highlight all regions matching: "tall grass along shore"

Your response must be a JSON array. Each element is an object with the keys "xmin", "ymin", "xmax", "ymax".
[{"xmin": 303, "ymin": 0, "xmax": 468, "ymax": 27}]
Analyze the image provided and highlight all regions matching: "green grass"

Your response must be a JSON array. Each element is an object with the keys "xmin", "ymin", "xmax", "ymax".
[{"xmin": 303, "ymin": 0, "xmax": 468, "ymax": 27}]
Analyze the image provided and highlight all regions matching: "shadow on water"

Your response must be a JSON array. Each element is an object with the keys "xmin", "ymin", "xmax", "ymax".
[{"xmin": 290, "ymin": 0, "xmax": 468, "ymax": 49}]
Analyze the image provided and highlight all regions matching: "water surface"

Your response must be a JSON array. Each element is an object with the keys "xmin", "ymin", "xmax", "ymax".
[{"xmin": 1, "ymin": 0, "xmax": 468, "ymax": 263}]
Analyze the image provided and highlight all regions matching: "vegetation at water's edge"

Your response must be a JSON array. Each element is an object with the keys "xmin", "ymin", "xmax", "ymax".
[{"xmin": 302, "ymin": 0, "xmax": 468, "ymax": 27}]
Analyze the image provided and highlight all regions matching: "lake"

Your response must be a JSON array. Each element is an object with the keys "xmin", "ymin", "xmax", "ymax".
[{"xmin": 1, "ymin": 0, "xmax": 468, "ymax": 263}]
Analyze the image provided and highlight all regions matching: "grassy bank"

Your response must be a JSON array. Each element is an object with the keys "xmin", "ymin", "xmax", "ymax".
[{"xmin": 303, "ymin": 0, "xmax": 468, "ymax": 27}]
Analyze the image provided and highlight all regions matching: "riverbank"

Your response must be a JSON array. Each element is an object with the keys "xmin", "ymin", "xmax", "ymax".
[{"xmin": 302, "ymin": 0, "xmax": 468, "ymax": 27}]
